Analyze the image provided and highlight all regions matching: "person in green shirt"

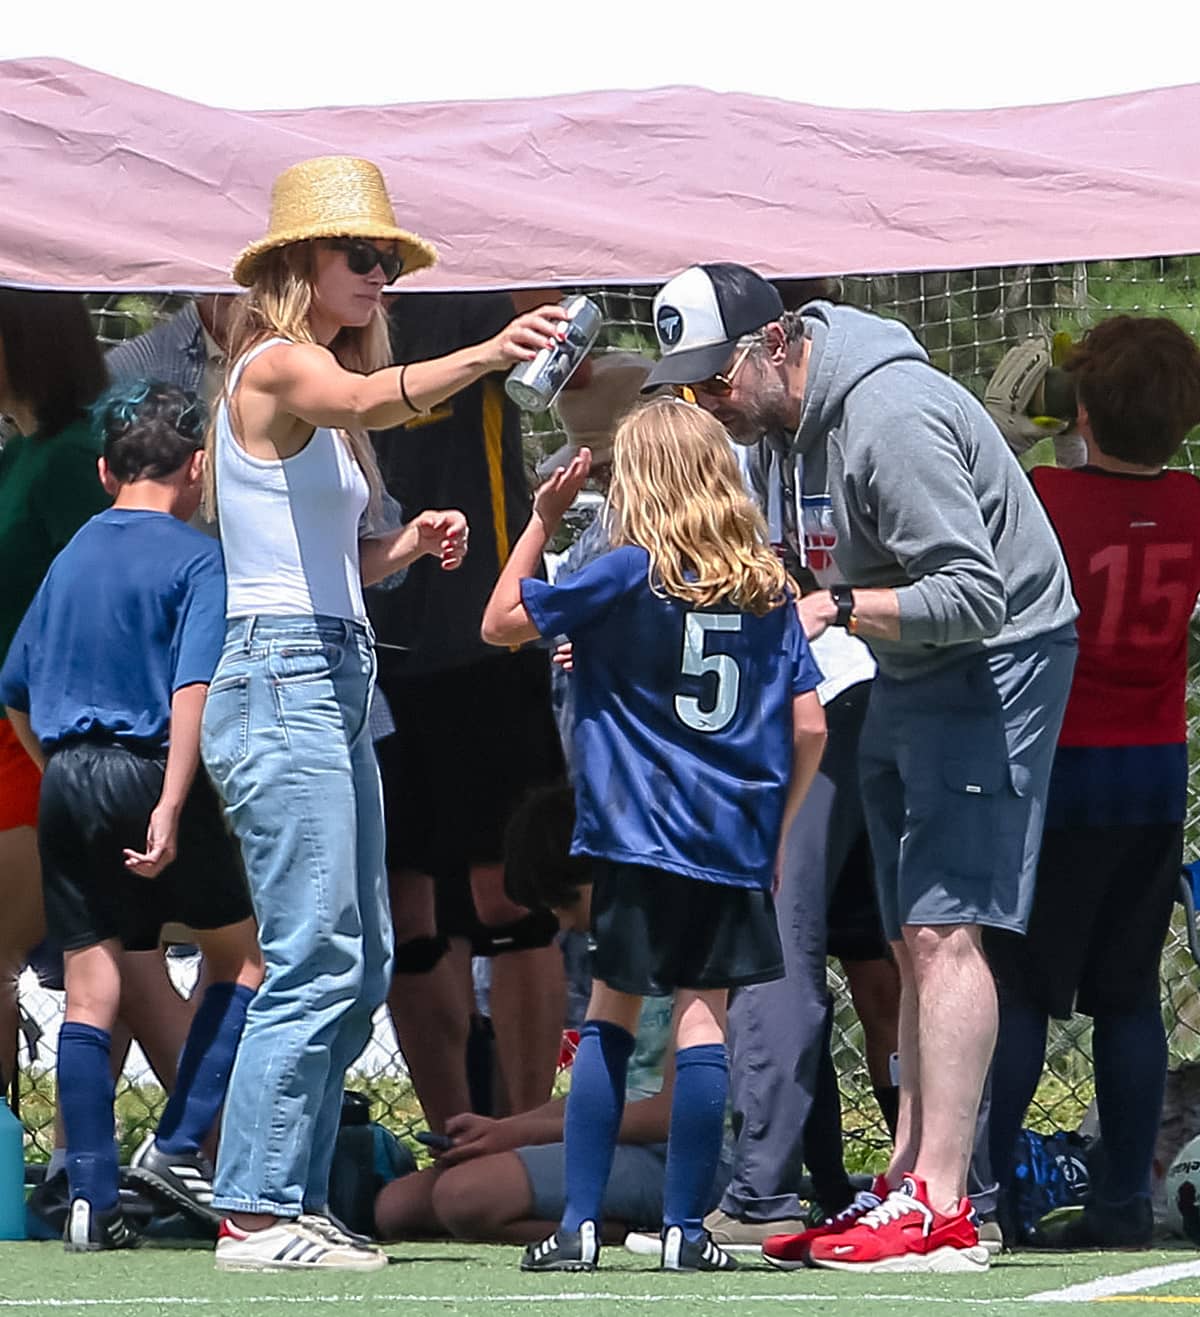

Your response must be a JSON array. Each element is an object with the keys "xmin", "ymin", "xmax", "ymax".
[{"xmin": 0, "ymin": 289, "xmax": 110, "ymax": 1098}]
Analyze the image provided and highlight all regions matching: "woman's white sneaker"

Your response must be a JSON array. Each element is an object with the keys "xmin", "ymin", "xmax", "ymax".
[{"xmin": 215, "ymin": 1218, "xmax": 387, "ymax": 1271}]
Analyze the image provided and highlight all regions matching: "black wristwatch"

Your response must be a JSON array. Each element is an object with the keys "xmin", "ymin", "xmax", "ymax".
[{"xmin": 829, "ymin": 584, "xmax": 855, "ymax": 629}]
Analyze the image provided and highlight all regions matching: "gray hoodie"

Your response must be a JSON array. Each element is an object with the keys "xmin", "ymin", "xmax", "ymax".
[{"xmin": 793, "ymin": 302, "xmax": 1077, "ymax": 680}]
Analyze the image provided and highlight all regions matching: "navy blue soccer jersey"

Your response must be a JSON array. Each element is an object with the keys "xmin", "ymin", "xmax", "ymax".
[
  {"xmin": 0, "ymin": 509, "xmax": 226, "ymax": 751},
  {"xmin": 521, "ymin": 544, "xmax": 822, "ymax": 889}
]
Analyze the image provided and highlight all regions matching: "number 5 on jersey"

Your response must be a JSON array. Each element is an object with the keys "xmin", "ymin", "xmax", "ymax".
[{"xmin": 675, "ymin": 613, "xmax": 742, "ymax": 733}]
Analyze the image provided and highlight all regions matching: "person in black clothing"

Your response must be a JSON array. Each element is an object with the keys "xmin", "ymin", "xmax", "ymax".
[{"xmin": 370, "ymin": 292, "xmax": 566, "ymax": 1130}]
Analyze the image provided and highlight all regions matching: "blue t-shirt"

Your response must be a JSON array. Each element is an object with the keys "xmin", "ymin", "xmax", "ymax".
[
  {"xmin": 521, "ymin": 544, "xmax": 822, "ymax": 890},
  {"xmin": 0, "ymin": 508, "xmax": 226, "ymax": 751}
]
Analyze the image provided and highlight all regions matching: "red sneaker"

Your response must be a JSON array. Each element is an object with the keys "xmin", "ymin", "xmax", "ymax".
[
  {"xmin": 807, "ymin": 1175, "xmax": 990, "ymax": 1274},
  {"xmin": 761, "ymin": 1177, "xmax": 889, "ymax": 1270}
]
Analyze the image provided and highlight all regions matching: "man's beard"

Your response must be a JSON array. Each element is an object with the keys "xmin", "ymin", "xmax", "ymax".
[{"xmin": 713, "ymin": 372, "xmax": 793, "ymax": 446}]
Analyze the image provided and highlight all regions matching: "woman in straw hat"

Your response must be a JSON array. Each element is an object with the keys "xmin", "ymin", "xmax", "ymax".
[{"xmin": 200, "ymin": 155, "xmax": 566, "ymax": 1272}]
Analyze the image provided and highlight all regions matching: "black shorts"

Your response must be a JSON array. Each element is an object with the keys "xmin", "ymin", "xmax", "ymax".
[
  {"xmin": 39, "ymin": 742, "xmax": 253, "ymax": 953},
  {"xmin": 985, "ymin": 822, "xmax": 1182, "ymax": 1019},
  {"xmin": 826, "ymin": 829, "xmax": 890, "ymax": 964},
  {"xmin": 375, "ymin": 648, "xmax": 565, "ymax": 937},
  {"xmin": 589, "ymin": 861, "xmax": 784, "ymax": 996}
]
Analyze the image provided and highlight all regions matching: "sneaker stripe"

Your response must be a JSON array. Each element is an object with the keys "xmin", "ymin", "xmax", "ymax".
[{"xmin": 67, "ymin": 1201, "xmax": 90, "ymax": 1246}]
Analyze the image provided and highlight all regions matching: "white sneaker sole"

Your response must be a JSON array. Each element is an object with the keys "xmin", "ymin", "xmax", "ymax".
[
  {"xmin": 761, "ymin": 1251, "xmax": 812, "ymax": 1271},
  {"xmin": 812, "ymin": 1244, "xmax": 991, "ymax": 1274},
  {"xmin": 624, "ymin": 1230, "xmax": 761, "ymax": 1256},
  {"xmin": 216, "ymin": 1250, "xmax": 387, "ymax": 1273}
]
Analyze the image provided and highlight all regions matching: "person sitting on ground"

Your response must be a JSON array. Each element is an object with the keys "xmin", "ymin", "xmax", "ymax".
[
  {"xmin": 986, "ymin": 315, "xmax": 1200, "ymax": 1249},
  {"xmin": 481, "ymin": 398, "xmax": 827, "ymax": 1274},
  {"xmin": 374, "ymin": 785, "xmax": 733, "ymax": 1244},
  {"xmin": 0, "ymin": 381, "xmax": 265, "ymax": 1252}
]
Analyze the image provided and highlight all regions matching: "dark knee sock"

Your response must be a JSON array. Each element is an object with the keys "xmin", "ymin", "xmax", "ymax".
[
  {"xmin": 988, "ymin": 1001, "xmax": 1048, "ymax": 1191},
  {"xmin": 1093, "ymin": 1005, "xmax": 1167, "ymax": 1204},
  {"xmin": 58, "ymin": 1022, "xmax": 118, "ymax": 1211},
  {"xmin": 664, "ymin": 1044, "xmax": 729, "ymax": 1243},
  {"xmin": 155, "ymin": 982, "xmax": 255, "ymax": 1156},
  {"xmin": 561, "ymin": 1020, "xmax": 635, "ymax": 1232}
]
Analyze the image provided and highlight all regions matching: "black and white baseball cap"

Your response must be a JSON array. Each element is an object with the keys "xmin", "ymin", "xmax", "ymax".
[{"xmin": 642, "ymin": 262, "xmax": 785, "ymax": 391}]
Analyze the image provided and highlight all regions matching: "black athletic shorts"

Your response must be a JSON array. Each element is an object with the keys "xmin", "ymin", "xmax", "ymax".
[
  {"xmin": 39, "ymin": 741, "xmax": 253, "ymax": 953},
  {"xmin": 589, "ymin": 861, "xmax": 784, "ymax": 996},
  {"xmin": 826, "ymin": 829, "xmax": 890, "ymax": 964},
  {"xmin": 985, "ymin": 822, "xmax": 1182, "ymax": 1019},
  {"xmin": 375, "ymin": 648, "xmax": 565, "ymax": 937}
]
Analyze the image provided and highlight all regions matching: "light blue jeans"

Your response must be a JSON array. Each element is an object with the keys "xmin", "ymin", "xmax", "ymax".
[{"xmin": 201, "ymin": 615, "xmax": 392, "ymax": 1217}]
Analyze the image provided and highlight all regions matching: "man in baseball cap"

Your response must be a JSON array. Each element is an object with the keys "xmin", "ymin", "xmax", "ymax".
[
  {"xmin": 644, "ymin": 264, "xmax": 784, "ymax": 393},
  {"xmin": 646, "ymin": 262, "xmax": 1078, "ymax": 1274}
]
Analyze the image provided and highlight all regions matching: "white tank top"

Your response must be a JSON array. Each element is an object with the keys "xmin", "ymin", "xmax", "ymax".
[{"xmin": 215, "ymin": 339, "xmax": 369, "ymax": 622}]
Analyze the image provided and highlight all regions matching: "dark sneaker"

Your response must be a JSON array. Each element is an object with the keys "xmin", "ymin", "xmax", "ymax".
[
  {"xmin": 63, "ymin": 1199, "xmax": 140, "ymax": 1253},
  {"xmin": 127, "ymin": 1136, "xmax": 220, "ymax": 1229},
  {"xmin": 521, "ymin": 1223, "xmax": 600, "ymax": 1272},
  {"xmin": 660, "ymin": 1225, "xmax": 738, "ymax": 1272},
  {"xmin": 1036, "ymin": 1195, "xmax": 1153, "ymax": 1249}
]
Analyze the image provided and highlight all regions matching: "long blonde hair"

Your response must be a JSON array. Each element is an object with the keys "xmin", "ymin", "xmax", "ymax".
[
  {"xmin": 607, "ymin": 398, "xmax": 789, "ymax": 615},
  {"xmin": 202, "ymin": 242, "xmax": 387, "ymax": 519}
]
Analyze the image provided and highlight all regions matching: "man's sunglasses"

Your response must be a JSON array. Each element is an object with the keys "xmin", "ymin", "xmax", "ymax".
[
  {"xmin": 687, "ymin": 341, "xmax": 755, "ymax": 398},
  {"xmin": 330, "ymin": 238, "xmax": 404, "ymax": 284}
]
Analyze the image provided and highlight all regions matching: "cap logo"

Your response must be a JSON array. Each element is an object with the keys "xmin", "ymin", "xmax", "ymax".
[{"xmin": 656, "ymin": 305, "xmax": 684, "ymax": 348}]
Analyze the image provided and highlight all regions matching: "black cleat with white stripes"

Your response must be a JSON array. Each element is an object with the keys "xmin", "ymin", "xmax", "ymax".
[
  {"xmin": 521, "ymin": 1222, "xmax": 600, "ymax": 1272},
  {"xmin": 128, "ymin": 1136, "xmax": 221, "ymax": 1229},
  {"xmin": 63, "ymin": 1198, "xmax": 141, "ymax": 1253},
  {"xmin": 660, "ymin": 1225, "xmax": 739, "ymax": 1272}
]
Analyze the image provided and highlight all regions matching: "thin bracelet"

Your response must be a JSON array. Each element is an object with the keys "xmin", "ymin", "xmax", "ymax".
[{"xmin": 398, "ymin": 364, "xmax": 423, "ymax": 414}]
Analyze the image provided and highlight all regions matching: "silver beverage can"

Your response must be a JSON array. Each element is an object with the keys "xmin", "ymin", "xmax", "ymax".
[{"xmin": 504, "ymin": 295, "xmax": 603, "ymax": 413}]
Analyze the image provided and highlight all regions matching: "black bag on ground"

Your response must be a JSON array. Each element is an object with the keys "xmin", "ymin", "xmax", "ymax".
[{"xmin": 327, "ymin": 1090, "xmax": 416, "ymax": 1239}]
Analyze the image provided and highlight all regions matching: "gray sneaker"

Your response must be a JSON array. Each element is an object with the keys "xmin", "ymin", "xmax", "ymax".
[
  {"xmin": 978, "ymin": 1219, "xmax": 1005, "ymax": 1257},
  {"xmin": 702, "ymin": 1208, "xmax": 811, "ymax": 1252}
]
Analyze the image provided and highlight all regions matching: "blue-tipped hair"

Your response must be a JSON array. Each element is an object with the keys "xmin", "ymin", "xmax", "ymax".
[{"xmin": 93, "ymin": 380, "xmax": 208, "ymax": 484}]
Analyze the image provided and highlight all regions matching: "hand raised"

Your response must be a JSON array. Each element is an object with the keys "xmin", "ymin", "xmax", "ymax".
[{"xmin": 534, "ymin": 449, "xmax": 592, "ymax": 532}]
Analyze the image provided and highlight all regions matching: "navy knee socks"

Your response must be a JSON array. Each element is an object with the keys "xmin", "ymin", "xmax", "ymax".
[
  {"xmin": 988, "ymin": 1001, "xmax": 1048, "ymax": 1192},
  {"xmin": 58, "ymin": 1022, "xmax": 118, "ymax": 1211},
  {"xmin": 561, "ymin": 1020, "xmax": 635, "ymax": 1233},
  {"xmin": 155, "ymin": 982, "xmax": 255, "ymax": 1156},
  {"xmin": 664, "ymin": 1044, "xmax": 729, "ymax": 1243},
  {"xmin": 1093, "ymin": 1005, "xmax": 1167, "ymax": 1205}
]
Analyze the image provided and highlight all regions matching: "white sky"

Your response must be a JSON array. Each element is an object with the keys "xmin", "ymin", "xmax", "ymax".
[{"xmin": 5, "ymin": 0, "xmax": 1200, "ymax": 111}]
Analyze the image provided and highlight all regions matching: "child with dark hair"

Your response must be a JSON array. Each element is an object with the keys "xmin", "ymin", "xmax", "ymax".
[
  {"xmin": 0, "ymin": 380, "xmax": 263, "ymax": 1252},
  {"xmin": 986, "ymin": 315, "xmax": 1200, "ymax": 1247}
]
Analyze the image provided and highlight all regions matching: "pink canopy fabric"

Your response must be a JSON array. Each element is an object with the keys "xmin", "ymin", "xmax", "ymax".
[{"xmin": 3, "ymin": 57, "xmax": 1198, "ymax": 292}]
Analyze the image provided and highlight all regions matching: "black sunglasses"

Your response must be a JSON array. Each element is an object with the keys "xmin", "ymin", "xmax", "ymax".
[{"xmin": 330, "ymin": 238, "xmax": 403, "ymax": 284}]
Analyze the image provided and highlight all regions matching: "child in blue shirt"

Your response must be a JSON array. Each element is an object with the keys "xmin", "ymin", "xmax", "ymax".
[
  {"xmin": 482, "ymin": 396, "xmax": 827, "ymax": 1272},
  {"xmin": 0, "ymin": 382, "xmax": 265, "ymax": 1252}
]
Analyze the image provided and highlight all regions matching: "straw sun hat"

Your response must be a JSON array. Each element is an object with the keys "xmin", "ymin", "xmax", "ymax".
[{"xmin": 232, "ymin": 156, "xmax": 439, "ymax": 287}]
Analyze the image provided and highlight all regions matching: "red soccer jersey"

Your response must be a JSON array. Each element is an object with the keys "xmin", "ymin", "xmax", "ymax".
[{"xmin": 1033, "ymin": 465, "xmax": 1200, "ymax": 747}]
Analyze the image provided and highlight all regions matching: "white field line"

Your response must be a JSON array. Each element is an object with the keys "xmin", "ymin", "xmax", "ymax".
[
  {"xmin": 9, "ymin": 1264, "xmax": 1200, "ymax": 1312},
  {"xmin": 1029, "ymin": 1257, "xmax": 1200, "ymax": 1302},
  {"xmin": 0, "ymin": 1294, "xmax": 1020, "ymax": 1309}
]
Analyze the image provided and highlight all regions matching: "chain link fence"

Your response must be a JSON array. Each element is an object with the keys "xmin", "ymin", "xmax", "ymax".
[{"xmin": 15, "ymin": 257, "xmax": 1200, "ymax": 1174}]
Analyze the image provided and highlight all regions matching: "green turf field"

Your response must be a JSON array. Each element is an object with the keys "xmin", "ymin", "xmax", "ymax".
[{"xmin": 5, "ymin": 1241, "xmax": 1200, "ymax": 1317}]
